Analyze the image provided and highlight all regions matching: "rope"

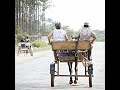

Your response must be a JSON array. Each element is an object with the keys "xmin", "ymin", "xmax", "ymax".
[{"xmin": 76, "ymin": 50, "xmax": 91, "ymax": 67}]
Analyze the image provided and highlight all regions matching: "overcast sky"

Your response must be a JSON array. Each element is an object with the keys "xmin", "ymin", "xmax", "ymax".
[{"xmin": 46, "ymin": 0, "xmax": 105, "ymax": 31}]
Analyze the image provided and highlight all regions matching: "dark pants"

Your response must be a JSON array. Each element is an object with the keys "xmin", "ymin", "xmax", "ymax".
[
  {"xmin": 88, "ymin": 49, "xmax": 91, "ymax": 60},
  {"xmin": 53, "ymin": 50, "xmax": 57, "ymax": 58},
  {"xmin": 88, "ymin": 44, "xmax": 93, "ymax": 61}
]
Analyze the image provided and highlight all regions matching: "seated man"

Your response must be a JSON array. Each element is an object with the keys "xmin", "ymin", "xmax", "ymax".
[
  {"xmin": 48, "ymin": 22, "xmax": 68, "ymax": 62},
  {"xmin": 18, "ymin": 38, "xmax": 26, "ymax": 48},
  {"xmin": 77, "ymin": 22, "xmax": 96, "ymax": 60},
  {"xmin": 25, "ymin": 37, "xmax": 30, "ymax": 42},
  {"xmin": 25, "ymin": 37, "xmax": 31, "ymax": 49}
]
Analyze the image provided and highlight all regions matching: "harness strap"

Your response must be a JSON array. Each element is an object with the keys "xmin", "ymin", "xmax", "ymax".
[{"xmin": 75, "ymin": 39, "xmax": 78, "ymax": 63}]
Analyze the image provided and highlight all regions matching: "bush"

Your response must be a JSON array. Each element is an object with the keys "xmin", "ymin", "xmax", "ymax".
[
  {"xmin": 15, "ymin": 27, "xmax": 30, "ymax": 42},
  {"xmin": 32, "ymin": 41, "xmax": 48, "ymax": 48}
]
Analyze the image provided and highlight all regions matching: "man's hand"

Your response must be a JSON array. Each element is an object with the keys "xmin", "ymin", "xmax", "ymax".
[
  {"xmin": 90, "ymin": 40, "xmax": 95, "ymax": 44},
  {"xmin": 91, "ymin": 42, "xmax": 94, "ymax": 44}
]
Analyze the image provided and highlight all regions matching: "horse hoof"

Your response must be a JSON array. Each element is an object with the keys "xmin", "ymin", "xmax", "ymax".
[
  {"xmin": 74, "ymin": 80, "xmax": 77, "ymax": 84},
  {"xmin": 69, "ymin": 80, "xmax": 73, "ymax": 84},
  {"xmin": 54, "ymin": 60, "xmax": 58, "ymax": 63}
]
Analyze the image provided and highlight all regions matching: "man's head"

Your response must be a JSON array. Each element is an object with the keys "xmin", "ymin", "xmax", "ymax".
[
  {"xmin": 83, "ymin": 22, "xmax": 89, "ymax": 28},
  {"xmin": 55, "ymin": 22, "xmax": 61, "ymax": 29}
]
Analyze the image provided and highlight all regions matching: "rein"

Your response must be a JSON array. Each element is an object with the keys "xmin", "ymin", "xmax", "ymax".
[{"xmin": 75, "ymin": 38, "xmax": 78, "ymax": 64}]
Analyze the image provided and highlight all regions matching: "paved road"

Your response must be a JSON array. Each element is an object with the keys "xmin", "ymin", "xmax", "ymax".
[{"xmin": 15, "ymin": 42, "xmax": 105, "ymax": 90}]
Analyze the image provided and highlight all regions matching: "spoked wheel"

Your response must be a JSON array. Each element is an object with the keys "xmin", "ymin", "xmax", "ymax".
[
  {"xmin": 89, "ymin": 74, "xmax": 92, "ymax": 87},
  {"xmin": 51, "ymin": 74, "xmax": 54, "ymax": 87}
]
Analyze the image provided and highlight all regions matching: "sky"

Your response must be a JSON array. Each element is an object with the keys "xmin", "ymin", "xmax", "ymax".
[{"xmin": 45, "ymin": 0, "xmax": 105, "ymax": 31}]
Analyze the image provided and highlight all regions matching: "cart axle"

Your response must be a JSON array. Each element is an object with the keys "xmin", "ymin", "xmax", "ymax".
[{"xmin": 54, "ymin": 75, "xmax": 94, "ymax": 77}]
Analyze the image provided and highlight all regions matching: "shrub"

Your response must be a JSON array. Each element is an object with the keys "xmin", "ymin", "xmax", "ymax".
[
  {"xmin": 32, "ymin": 41, "xmax": 48, "ymax": 48},
  {"xmin": 15, "ymin": 27, "xmax": 30, "ymax": 42}
]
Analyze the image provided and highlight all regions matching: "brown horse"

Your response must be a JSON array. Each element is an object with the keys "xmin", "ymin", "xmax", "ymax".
[
  {"xmin": 67, "ymin": 36, "xmax": 90, "ymax": 84},
  {"xmin": 67, "ymin": 50, "xmax": 90, "ymax": 84},
  {"xmin": 67, "ymin": 58, "xmax": 78, "ymax": 84},
  {"xmin": 67, "ymin": 36, "xmax": 78, "ymax": 84}
]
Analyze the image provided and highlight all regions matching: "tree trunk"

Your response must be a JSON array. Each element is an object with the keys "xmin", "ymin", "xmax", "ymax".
[
  {"xmin": 18, "ymin": 0, "xmax": 21, "ymax": 28},
  {"xmin": 22, "ymin": 0, "xmax": 24, "ymax": 31}
]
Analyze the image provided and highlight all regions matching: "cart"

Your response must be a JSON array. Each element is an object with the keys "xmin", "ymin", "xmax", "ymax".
[
  {"xmin": 50, "ymin": 40, "xmax": 93, "ymax": 87},
  {"xmin": 17, "ymin": 42, "xmax": 33, "ymax": 56}
]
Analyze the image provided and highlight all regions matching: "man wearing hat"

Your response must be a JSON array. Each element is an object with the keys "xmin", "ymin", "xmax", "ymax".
[{"xmin": 77, "ymin": 22, "xmax": 96, "ymax": 60}]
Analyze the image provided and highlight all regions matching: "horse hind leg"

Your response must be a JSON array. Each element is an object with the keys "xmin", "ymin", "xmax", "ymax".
[
  {"xmin": 69, "ymin": 77, "xmax": 73, "ymax": 84},
  {"xmin": 74, "ymin": 62, "xmax": 78, "ymax": 84},
  {"xmin": 68, "ymin": 62, "xmax": 73, "ymax": 84}
]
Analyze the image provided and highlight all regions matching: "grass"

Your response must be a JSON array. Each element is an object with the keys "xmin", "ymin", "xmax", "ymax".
[{"xmin": 32, "ymin": 45, "xmax": 51, "ymax": 52}]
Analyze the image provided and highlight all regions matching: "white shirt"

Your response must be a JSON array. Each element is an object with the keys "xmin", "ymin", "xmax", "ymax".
[{"xmin": 53, "ymin": 29, "xmax": 66, "ymax": 41}]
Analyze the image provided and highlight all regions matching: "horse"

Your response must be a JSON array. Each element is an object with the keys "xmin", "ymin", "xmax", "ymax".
[
  {"xmin": 67, "ymin": 36, "xmax": 78, "ymax": 84},
  {"xmin": 67, "ymin": 36, "xmax": 90, "ymax": 84}
]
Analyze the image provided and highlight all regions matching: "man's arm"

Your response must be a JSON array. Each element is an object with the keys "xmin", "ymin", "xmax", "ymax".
[
  {"xmin": 65, "ymin": 34, "xmax": 68, "ymax": 41},
  {"xmin": 77, "ymin": 34, "xmax": 80, "ymax": 41},
  {"xmin": 48, "ymin": 31, "xmax": 53, "ymax": 44},
  {"xmin": 91, "ymin": 33, "xmax": 96, "ymax": 44}
]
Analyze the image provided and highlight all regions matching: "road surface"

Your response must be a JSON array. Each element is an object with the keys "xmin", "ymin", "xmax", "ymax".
[{"xmin": 15, "ymin": 42, "xmax": 105, "ymax": 90}]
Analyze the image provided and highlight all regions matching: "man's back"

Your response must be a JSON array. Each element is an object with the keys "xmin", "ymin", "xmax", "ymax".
[
  {"xmin": 78, "ymin": 27, "xmax": 95, "ymax": 41},
  {"xmin": 48, "ymin": 22, "xmax": 68, "ymax": 45},
  {"xmin": 77, "ymin": 22, "xmax": 96, "ymax": 60},
  {"xmin": 53, "ymin": 29, "xmax": 66, "ymax": 41}
]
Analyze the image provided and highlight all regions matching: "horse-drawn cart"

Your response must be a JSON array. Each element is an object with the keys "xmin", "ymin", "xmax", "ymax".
[
  {"xmin": 50, "ymin": 40, "xmax": 93, "ymax": 87},
  {"xmin": 17, "ymin": 42, "xmax": 33, "ymax": 56}
]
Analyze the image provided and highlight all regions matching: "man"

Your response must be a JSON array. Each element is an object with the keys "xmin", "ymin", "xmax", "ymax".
[
  {"xmin": 48, "ymin": 22, "xmax": 68, "ymax": 44},
  {"xmin": 48, "ymin": 22, "xmax": 68, "ymax": 62},
  {"xmin": 77, "ymin": 22, "xmax": 96, "ymax": 60},
  {"xmin": 25, "ymin": 37, "xmax": 31, "ymax": 49},
  {"xmin": 25, "ymin": 37, "xmax": 31, "ymax": 42}
]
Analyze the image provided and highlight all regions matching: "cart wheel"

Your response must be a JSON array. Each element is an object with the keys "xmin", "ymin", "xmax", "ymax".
[
  {"xmin": 26, "ymin": 50, "xmax": 28, "ymax": 55},
  {"xmin": 29, "ymin": 49, "xmax": 33, "ymax": 56},
  {"xmin": 30, "ymin": 52, "xmax": 33, "ymax": 56},
  {"xmin": 17, "ymin": 49, "xmax": 20, "ymax": 56},
  {"xmin": 17, "ymin": 51, "xmax": 19, "ymax": 56},
  {"xmin": 89, "ymin": 74, "xmax": 92, "ymax": 87},
  {"xmin": 51, "ymin": 74, "xmax": 54, "ymax": 87},
  {"xmin": 31, "ymin": 53, "xmax": 33, "ymax": 56}
]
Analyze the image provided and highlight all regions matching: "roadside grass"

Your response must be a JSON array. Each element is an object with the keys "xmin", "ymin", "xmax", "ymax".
[{"xmin": 33, "ymin": 45, "xmax": 51, "ymax": 52}]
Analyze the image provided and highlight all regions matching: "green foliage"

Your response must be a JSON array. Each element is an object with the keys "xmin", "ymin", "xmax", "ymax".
[
  {"xmin": 40, "ymin": 0, "xmax": 48, "ymax": 2},
  {"xmin": 15, "ymin": 0, "xmax": 52, "ymax": 37},
  {"xmin": 93, "ymin": 30, "xmax": 105, "ymax": 42},
  {"xmin": 32, "ymin": 41, "xmax": 48, "ymax": 48},
  {"xmin": 46, "ymin": 23, "xmax": 77, "ymax": 39},
  {"xmin": 15, "ymin": 28, "xmax": 24, "ymax": 41},
  {"xmin": 45, "ymin": 23, "xmax": 55, "ymax": 35},
  {"xmin": 15, "ymin": 27, "xmax": 30, "ymax": 42},
  {"xmin": 62, "ymin": 26, "xmax": 75, "ymax": 39}
]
